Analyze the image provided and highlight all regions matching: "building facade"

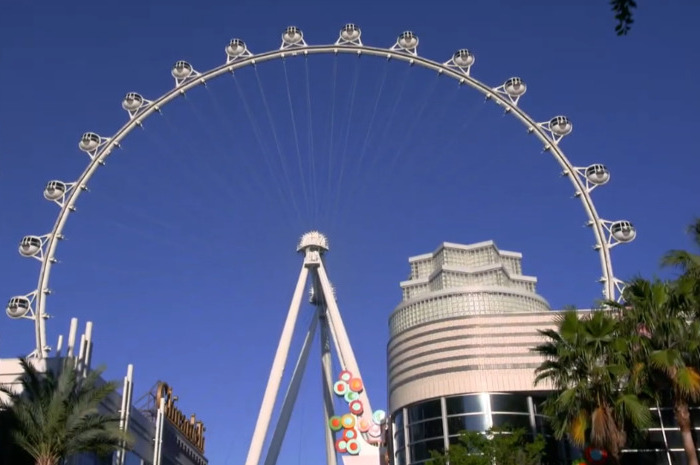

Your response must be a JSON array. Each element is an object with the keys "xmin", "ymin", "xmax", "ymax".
[
  {"xmin": 387, "ymin": 241, "xmax": 569, "ymax": 465},
  {"xmin": 386, "ymin": 240, "xmax": 700, "ymax": 465}
]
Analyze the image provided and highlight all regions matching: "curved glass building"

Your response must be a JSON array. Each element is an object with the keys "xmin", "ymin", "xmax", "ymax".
[{"xmin": 387, "ymin": 241, "xmax": 567, "ymax": 465}]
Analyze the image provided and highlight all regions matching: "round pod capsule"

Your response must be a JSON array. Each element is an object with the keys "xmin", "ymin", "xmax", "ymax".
[
  {"xmin": 171, "ymin": 61, "xmax": 193, "ymax": 80},
  {"xmin": 44, "ymin": 180, "xmax": 67, "ymax": 201},
  {"xmin": 453, "ymin": 49, "xmax": 474, "ymax": 68},
  {"xmin": 225, "ymin": 39, "xmax": 247, "ymax": 58},
  {"xmin": 333, "ymin": 380, "xmax": 348, "ymax": 396},
  {"xmin": 346, "ymin": 439, "xmax": 361, "ymax": 455},
  {"xmin": 19, "ymin": 236, "xmax": 42, "ymax": 257},
  {"xmin": 122, "ymin": 92, "xmax": 144, "ymax": 112},
  {"xmin": 341, "ymin": 413, "xmax": 356, "ymax": 430},
  {"xmin": 349, "ymin": 400, "xmax": 364, "ymax": 415},
  {"xmin": 282, "ymin": 26, "xmax": 303, "ymax": 45},
  {"xmin": 79, "ymin": 132, "xmax": 101, "ymax": 152},
  {"xmin": 338, "ymin": 370, "xmax": 353, "ymax": 382},
  {"xmin": 503, "ymin": 77, "xmax": 526, "ymax": 97},
  {"xmin": 335, "ymin": 439, "xmax": 347, "ymax": 454},
  {"xmin": 6, "ymin": 296, "xmax": 31, "ymax": 319},
  {"xmin": 340, "ymin": 24, "xmax": 361, "ymax": 42},
  {"xmin": 549, "ymin": 116, "xmax": 573, "ymax": 136},
  {"xmin": 328, "ymin": 416, "xmax": 342, "ymax": 432},
  {"xmin": 611, "ymin": 221, "xmax": 636, "ymax": 243},
  {"xmin": 585, "ymin": 164, "xmax": 610, "ymax": 185},
  {"xmin": 344, "ymin": 391, "xmax": 360, "ymax": 403},
  {"xmin": 369, "ymin": 424, "xmax": 382, "ymax": 438},
  {"xmin": 397, "ymin": 31, "xmax": 418, "ymax": 50},
  {"xmin": 348, "ymin": 377, "xmax": 363, "ymax": 393}
]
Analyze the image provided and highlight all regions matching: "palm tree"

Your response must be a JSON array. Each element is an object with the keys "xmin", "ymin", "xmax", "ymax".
[
  {"xmin": 613, "ymin": 278, "xmax": 700, "ymax": 465},
  {"xmin": 662, "ymin": 218, "xmax": 700, "ymax": 280},
  {"xmin": 533, "ymin": 310, "xmax": 651, "ymax": 465},
  {"xmin": 0, "ymin": 357, "xmax": 129, "ymax": 465}
]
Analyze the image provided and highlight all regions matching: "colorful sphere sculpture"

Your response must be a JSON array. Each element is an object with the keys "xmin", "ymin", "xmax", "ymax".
[{"xmin": 327, "ymin": 370, "xmax": 386, "ymax": 455}]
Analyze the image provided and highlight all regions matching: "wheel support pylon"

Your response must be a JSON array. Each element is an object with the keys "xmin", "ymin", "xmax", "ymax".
[{"xmin": 244, "ymin": 232, "xmax": 384, "ymax": 465}]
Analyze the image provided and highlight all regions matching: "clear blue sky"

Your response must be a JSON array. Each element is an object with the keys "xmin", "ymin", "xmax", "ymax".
[{"xmin": 1, "ymin": 0, "xmax": 698, "ymax": 464}]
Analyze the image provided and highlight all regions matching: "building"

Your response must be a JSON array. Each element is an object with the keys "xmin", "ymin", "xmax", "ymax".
[
  {"xmin": 386, "ymin": 240, "xmax": 700, "ymax": 465},
  {"xmin": 387, "ymin": 240, "xmax": 577, "ymax": 465},
  {"xmin": 0, "ymin": 319, "xmax": 207, "ymax": 465}
]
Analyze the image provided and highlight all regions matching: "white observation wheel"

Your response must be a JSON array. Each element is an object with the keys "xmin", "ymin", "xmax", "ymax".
[{"xmin": 6, "ymin": 24, "xmax": 636, "ymax": 358}]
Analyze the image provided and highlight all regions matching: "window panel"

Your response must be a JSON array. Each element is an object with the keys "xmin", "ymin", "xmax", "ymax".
[
  {"xmin": 410, "ymin": 438, "xmax": 446, "ymax": 462},
  {"xmin": 447, "ymin": 414, "xmax": 487, "ymax": 434},
  {"xmin": 445, "ymin": 395, "xmax": 484, "ymax": 415},
  {"xmin": 409, "ymin": 418, "xmax": 444, "ymax": 442},
  {"xmin": 490, "ymin": 395, "xmax": 529, "ymax": 414},
  {"xmin": 491, "ymin": 414, "xmax": 531, "ymax": 431},
  {"xmin": 407, "ymin": 399, "xmax": 442, "ymax": 424},
  {"xmin": 393, "ymin": 410, "xmax": 404, "ymax": 431}
]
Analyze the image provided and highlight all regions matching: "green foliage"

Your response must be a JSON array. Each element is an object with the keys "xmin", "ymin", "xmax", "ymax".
[
  {"xmin": 533, "ymin": 218, "xmax": 700, "ymax": 465},
  {"xmin": 0, "ymin": 357, "xmax": 130, "ymax": 465},
  {"xmin": 0, "ymin": 409, "xmax": 33, "ymax": 465},
  {"xmin": 532, "ymin": 310, "xmax": 651, "ymax": 462},
  {"xmin": 428, "ymin": 426, "xmax": 546, "ymax": 465},
  {"xmin": 610, "ymin": 272, "xmax": 700, "ymax": 464},
  {"xmin": 610, "ymin": 0, "xmax": 637, "ymax": 35},
  {"xmin": 662, "ymin": 218, "xmax": 700, "ymax": 303}
]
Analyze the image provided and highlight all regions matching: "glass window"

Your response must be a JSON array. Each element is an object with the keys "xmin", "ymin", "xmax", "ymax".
[
  {"xmin": 490, "ymin": 395, "xmax": 529, "ymax": 414},
  {"xmin": 395, "ymin": 430, "xmax": 405, "ymax": 450},
  {"xmin": 662, "ymin": 429, "xmax": 686, "ymax": 449},
  {"xmin": 410, "ymin": 438, "xmax": 445, "ymax": 462},
  {"xmin": 620, "ymin": 451, "xmax": 667, "ymax": 465},
  {"xmin": 659, "ymin": 408, "xmax": 678, "ymax": 427},
  {"xmin": 445, "ymin": 395, "xmax": 484, "ymax": 415},
  {"xmin": 447, "ymin": 414, "xmax": 487, "ymax": 435},
  {"xmin": 670, "ymin": 451, "xmax": 691, "ymax": 465},
  {"xmin": 534, "ymin": 415, "xmax": 553, "ymax": 435},
  {"xmin": 407, "ymin": 399, "xmax": 442, "ymax": 424},
  {"xmin": 393, "ymin": 410, "xmax": 404, "ymax": 431},
  {"xmin": 409, "ymin": 418, "xmax": 444, "ymax": 442},
  {"xmin": 644, "ymin": 430, "xmax": 667, "ymax": 448},
  {"xmin": 491, "ymin": 414, "xmax": 531, "ymax": 431}
]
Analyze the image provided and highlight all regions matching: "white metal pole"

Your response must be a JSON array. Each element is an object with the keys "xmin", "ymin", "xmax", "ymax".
[
  {"xmin": 66, "ymin": 317, "xmax": 78, "ymax": 357},
  {"xmin": 76, "ymin": 334, "xmax": 86, "ymax": 371},
  {"xmin": 244, "ymin": 264, "xmax": 310, "ymax": 465},
  {"xmin": 55, "ymin": 335, "xmax": 63, "ymax": 357},
  {"xmin": 84, "ymin": 321, "xmax": 93, "ymax": 374},
  {"xmin": 320, "ymin": 314, "xmax": 338, "ymax": 465},
  {"xmin": 153, "ymin": 397, "xmax": 165, "ymax": 465},
  {"xmin": 117, "ymin": 364, "xmax": 134, "ymax": 465},
  {"xmin": 263, "ymin": 308, "xmax": 320, "ymax": 465}
]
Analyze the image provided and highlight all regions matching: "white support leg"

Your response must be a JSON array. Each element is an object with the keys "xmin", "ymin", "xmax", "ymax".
[
  {"xmin": 244, "ymin": 264, "xmax": 310, "ymax": 465},
  {"xmin": 321, "ymin": 313, "xmax": 339, "ymax": 465},
  {"xmin": 263, "ymin": 308, "xmax": 320, "ymax": 465},
  {"xmin": 316, "ymin": 262, "xmax": 374, "ymax": 424}
]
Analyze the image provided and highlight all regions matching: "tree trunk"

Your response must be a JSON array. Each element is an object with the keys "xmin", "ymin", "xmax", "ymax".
[
  {"xmin": 35, "ymin": 456, "xmax": 58, "ymax": 465},
  {"xmin": 674, "ymin": 399, "xmax": 699, "ymax": 465},
  {"xmin": 607, "ymin": 445, "xmax": 622, "ymax": 465}
]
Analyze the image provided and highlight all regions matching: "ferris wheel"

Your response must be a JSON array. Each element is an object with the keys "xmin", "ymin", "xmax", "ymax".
[{"xmin": 6, "ymin": 24, "xmax": 636, "ymax": 361}]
